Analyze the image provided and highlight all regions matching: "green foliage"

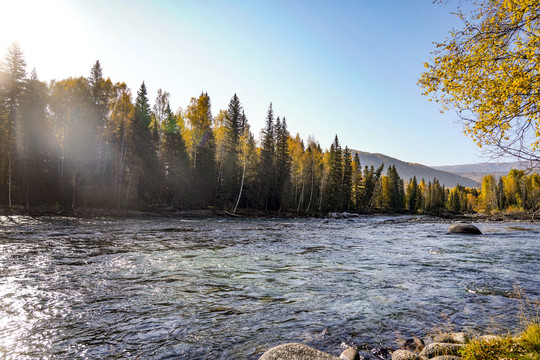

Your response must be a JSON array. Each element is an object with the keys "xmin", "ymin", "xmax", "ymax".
[
  {"xmin": 221, "ymin": 94, "xmax": 243, "ymax": 206},
  {"xmin": 2, "ymin": 43, "xmax": 540, "ymax": 215},
  {"xmin": 258, "ymin": 103, "xmax": 277, "ymax": 211},
  {"xmin": 325, "ymin": 135, "xmax": 343, "ymax": 211},
  {"xmin": 342, "ymin": 147, "xmax": 353, "ymax": 210}
]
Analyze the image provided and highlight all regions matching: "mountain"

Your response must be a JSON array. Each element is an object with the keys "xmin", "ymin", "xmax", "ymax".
[
  {"xmin": 351, "ymin": 150, "xmax": 480, "ymax": 188},
  {"xmin": 432, "ymin": 161, "xmax": 534, "ymax": 183}
]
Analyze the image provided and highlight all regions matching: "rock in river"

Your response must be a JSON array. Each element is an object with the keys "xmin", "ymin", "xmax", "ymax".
[{"xmin": 447, "ymin": 223, "xmax": 482, "ymax": 235}]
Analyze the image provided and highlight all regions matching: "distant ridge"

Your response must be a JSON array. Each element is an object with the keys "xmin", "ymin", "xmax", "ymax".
[
  {"xmin": 351, "ymin": 150, "xmax": 480, "ymax": 188},
  {"xmin": 432, "ymin": 161, "xmax": 535, "ymax": 183}
]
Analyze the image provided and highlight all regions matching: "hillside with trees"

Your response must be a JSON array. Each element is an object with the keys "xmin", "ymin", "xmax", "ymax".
[
  {"xmin": 351, "ymin": 150, "xmax": 479, "ymax": 188},
  {"xmin": 1, "ymin": 44, "xmax": 539, "ymax": 216}
]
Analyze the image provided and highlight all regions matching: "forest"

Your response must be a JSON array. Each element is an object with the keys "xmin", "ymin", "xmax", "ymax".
[{"xmin": 1, "ymin": 44, "xmax": 539, "ymax": 215}]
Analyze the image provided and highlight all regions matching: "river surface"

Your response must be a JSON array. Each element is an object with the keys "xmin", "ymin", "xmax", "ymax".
[{"xmin": 0, "ymin": 215, "xmax": 539, "ymax": 359}]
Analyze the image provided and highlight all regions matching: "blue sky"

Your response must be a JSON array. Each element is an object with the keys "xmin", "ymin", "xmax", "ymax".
[{"xmin": 0, "ymin": 0, "xmax": 484, "ymax": 166}]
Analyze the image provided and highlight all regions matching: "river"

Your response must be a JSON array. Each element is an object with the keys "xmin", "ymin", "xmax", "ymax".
[{"xmin": 0, "ymin": 215, "xmax": 539, "ymax": 359}]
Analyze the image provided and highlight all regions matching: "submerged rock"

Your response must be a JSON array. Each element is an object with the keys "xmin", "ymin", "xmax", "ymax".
[
  {"xmin": 259, "ymin": 343, "xmax": 339, "ymax": 360},
  {"xmin": 447, "ymin": 223, "xmax": 482, "ymax": 235}
]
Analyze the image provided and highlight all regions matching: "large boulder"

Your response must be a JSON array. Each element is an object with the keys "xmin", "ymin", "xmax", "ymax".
[
  {"xmin": 259, "ymin": 343, "xmax": 339, "ymax": 360},
  {"xmin": 447, "ymin": 223, "xmax": 482, "ymax": 235}
]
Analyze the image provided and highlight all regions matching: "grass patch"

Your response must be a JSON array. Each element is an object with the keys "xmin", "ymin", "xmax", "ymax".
[
  {"xmin": 461, "ymin": 287, "xmax": 540, "ymax": 360},
  {"xmin": 460, "ymin": 324, "xmax": 540, "ymax": 360}
]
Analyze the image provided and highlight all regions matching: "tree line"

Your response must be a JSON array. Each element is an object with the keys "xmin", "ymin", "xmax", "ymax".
[{"xmin": 1, "ymin": 44, "xmax": 539, "ymax": 215}]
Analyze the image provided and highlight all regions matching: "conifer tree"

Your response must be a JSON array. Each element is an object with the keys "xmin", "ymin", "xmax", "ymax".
[
  {"xmin": 406, "ymin": 176, "xmax": 419, "ymax": 212},
  {"xmin": 387, "ymin": 165, "xmax": 404, "ymax": 211},
  {"xmin": 222, "ymin": 94, "xmax": 243, "ymax": 205},
  {"xmin": 342, "ymin": 146, "xmax": 353, "ymax": 210},
  {"xmin": 88, "ymin": 60, "xmax": 111, "ymax": 178},
  {"xmin": 496, "ymin": 177, "xmax": 506, "ymax": 211},
  {"xmin": 133, "ymin": 82, "xmax": 158, "ymax": 203},
  {"xmin": 18, "ymin": 69, "xmax": 50, "ymax": 207},
  {"xmin": 0, "ymin": 43, "xmax": 26, "ymax": 206},
  {"xmin": 325, "ymin": 135, "xmax": 343, "ymax": 211},
  {"xmin": 161, "ymin": 103, "xmax": 188, "ymax": 207},
  {"xmin": 305, "ymin": 138, "xmax": 323, "ymax": 213},
  {"xmin": 352, "ymin": 153, "xmax": 362, "ymax": 211},
  {"xmin": 259, "ymin": 103, "xmax": 276, "ymax": 210},
  {"xmin": 275, "ymin": 116, "xmax": 291, "ymax": 210}
]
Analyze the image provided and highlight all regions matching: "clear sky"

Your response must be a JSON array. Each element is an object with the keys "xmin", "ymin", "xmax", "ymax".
[{"xmin": 0, "ymin": 0, "xmax": 485, "ymax": 166}]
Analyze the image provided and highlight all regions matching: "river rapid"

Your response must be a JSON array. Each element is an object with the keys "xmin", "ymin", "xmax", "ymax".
[{"xmin": 0, "ymin": 215, "xmax": 539, "ymax": 359}]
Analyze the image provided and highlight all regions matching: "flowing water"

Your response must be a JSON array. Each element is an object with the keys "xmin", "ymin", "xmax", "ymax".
[{"xmin": 0, "ymin": 215, "xmax": 539, "ymax": 359}]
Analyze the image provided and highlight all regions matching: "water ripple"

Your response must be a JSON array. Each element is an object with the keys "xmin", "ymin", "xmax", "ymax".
[{"xmin": 0, "ymin": 217, "xmax": 538, "ymax": 359}]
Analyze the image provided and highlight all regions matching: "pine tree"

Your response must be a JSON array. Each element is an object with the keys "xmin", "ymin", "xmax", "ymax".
[
  {"xmin": 275, "ymin": 116, "xmax": 291, "ymax": 210},
  {"xmin": 222, "ymin": 94, "xmax": 243, "ymax": 206},
  {"xmin": 0, "ymin": 43, "xmax": 26, "ymax": 206},
  {"xmin": 387, "ymin": 165, "xmax": 403, "ymax": 211},
  {"xmin": 352, "ymin": 153, "xmax": 362, "ymax": 211},
  {"xmin": 161, "ymin": 103, "xmax": 188, "ymax": 207},
  {"xmin": 132, "ymin": 82, "xmax": 158, "ymax": 203},
  {"xmin": 496, "ymin": 177, "xmax": 506, "ymax": 211},
  {"xmin": 87, "ymin": 60, "xmax": 115, "ymax": 185},
  {"xmin": 407, "ymin": 176, "xmax": 419, "ymax": 212},
  {"xmin": 325, "ymin": 135, "xmax": 343, "ymax": 211},
  {"xmin": 259, "ymin": 103, "xmax": 276, "ymax": 211},
  {"xmin": 342, "ymin": 146, "xmax": 353, "ymax": 210},
  {"xmin": 18, "ymin": 69, "xmax": 50, "ymax": 207}
]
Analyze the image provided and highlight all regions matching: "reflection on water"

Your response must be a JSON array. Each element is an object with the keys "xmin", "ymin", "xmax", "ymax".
[{"xmin": 0, "ymin": 216, "xmax": 539, "ymax": 359}]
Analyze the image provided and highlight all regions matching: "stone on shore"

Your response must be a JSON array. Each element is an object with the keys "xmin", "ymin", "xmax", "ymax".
[
  {"xmin": 402, "ymin": 337, "xmax": 425, "ymax": 352},
  {"xmin": 339, "ymin": 347, "xmax": 360, "ymax": 360},
  {"xmin": 447, "ymin": 223, "xmax": 482, "ymax": 235},
  {"xmin": 420, "ymin": 343, "xmax": 463, "ymax": 358},
  {"xmin": 432, "ymin": 332, "xmax": 468, "ymax": 344},
  {"xmin": 259, "ymin": 343, "xmax": 339, "ymax": 360},
  {"xmin": 430, "ymin": 356, "xmax": 462, "ymax": 360},
  {"xmin": 476, "ymin": 334, "xmax": 501, "ymax": 342},
  {"xmin": 392, "ymin": 349, "xmax": 422, "ymax": 360}
]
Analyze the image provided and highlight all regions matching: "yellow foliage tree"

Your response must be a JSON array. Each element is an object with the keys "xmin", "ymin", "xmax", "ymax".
[
  {"xmin": 480, "ymin": 174, "xmax": 497, "ymax": 213},
  {"xmin": 419, "ymin": 0, "xmax": 540, "ymax": 161}
]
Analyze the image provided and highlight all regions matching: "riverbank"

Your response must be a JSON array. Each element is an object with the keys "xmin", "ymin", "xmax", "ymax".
[
  {"xmin": 1, "ymin": 204, "xmax": 539, "ymax": 222},
  {"xmin": 259, "ymin": 325, "xmax": 540, "ymax": 359}
]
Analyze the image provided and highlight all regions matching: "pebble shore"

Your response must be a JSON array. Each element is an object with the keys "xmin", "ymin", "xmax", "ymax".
[{"xmin": 258, "ymin": 332, "xmax": 501, "ymax": 360}]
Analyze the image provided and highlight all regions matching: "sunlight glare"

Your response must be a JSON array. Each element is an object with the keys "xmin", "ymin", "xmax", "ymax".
[{"xmin": 0, "ymin": 0, "xmax": 89, "ymax": 76}]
